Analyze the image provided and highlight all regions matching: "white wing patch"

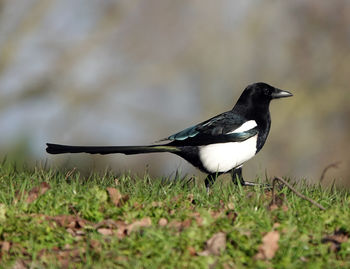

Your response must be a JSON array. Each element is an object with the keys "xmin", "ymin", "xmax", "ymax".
[
  {"xmin": 199, "ymin": 135, "xmax": 258, "ymax": 173},
  {"xmin": 228, "ymin": 120, "xmax": 257, "ymax": 134}
]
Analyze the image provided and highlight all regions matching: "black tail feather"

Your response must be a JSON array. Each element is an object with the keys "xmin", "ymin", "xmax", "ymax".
[{"xmin": 46, "ymin": 143, "xmax": 179, "ymax": 155}]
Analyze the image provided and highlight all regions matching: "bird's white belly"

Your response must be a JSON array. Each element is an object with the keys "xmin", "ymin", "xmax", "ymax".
[{"xmin": 198, "ymin": 135, "xmax": 258, "ymax": 173}]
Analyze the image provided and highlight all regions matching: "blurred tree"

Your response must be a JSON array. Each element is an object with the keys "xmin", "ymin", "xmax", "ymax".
[{"xmin": 0, "ymin": 0, "xmax": 349, "ymax": 184}]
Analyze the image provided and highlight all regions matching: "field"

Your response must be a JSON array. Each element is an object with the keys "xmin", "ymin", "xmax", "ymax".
[{"xmin": 0, "ymin": 163, "xmax": 349, "ymax": 268}]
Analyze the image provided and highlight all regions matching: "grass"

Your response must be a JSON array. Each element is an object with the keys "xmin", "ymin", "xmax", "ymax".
[{"xmin": 0, "ymin": 163, "xmax": 349, "ymax": 268}]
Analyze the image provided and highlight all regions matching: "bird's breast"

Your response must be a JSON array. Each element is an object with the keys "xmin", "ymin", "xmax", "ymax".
[{"xmin": 198, "ymin": 135, "xmax": 258, "ymax": 173}]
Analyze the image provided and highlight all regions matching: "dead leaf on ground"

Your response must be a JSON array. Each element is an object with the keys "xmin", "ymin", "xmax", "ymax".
[
  {"xmin": 133, "ymin": 202, "xmax": 143, "ymax": 209},
  {"xmin": 268, "ymin": 192, "xmax": 285, "ymax": 211},
  {"xmin": 226, "ymin": 211, "xmax": 237, "ymax": 224},
  {"xmin": 273, "ymin": 223, "xmax": 281, "ymax": 229},
  {"xmin": 151, "ymin": 201, "xmax": 163, "ymax": 207},
  {"xmin": 116, "ymin": 224, "xmax": 128, "ymax": 239},
  {"xmin": 90, "ymin": 240, "xmax": 102, "ymax": 252},
  {"xmin": 15, "ymin": 182, "xmax": 51, "ymax": 204},
  {"xmin": 187, "ymin": 246, "xmax": 197, "ymax": 256},
  {"xmin": 39, "ymin": 246, "xmax": 85, "ymax": 268},
  {"xmin": 189, "ymin": 212, "xmax": 203, "ymax": 226},
  {"xmin": 106, "ymin": 187, "xmax": 129, "ymax": 206},
  {"xmin": 322, "ymin": 229, "xmax": 349, "ymax": 252},
  {"xmin": 210, "ymin": 210, "xmax": 223, "ymax": 220},
  {"xmin": 168, "ymin": 219, "xmax": 192, "ymax": 231},
  {"xmin": 94, "ymin": 219, "xmax": 123, "ymax": 229},
  {"xmin": 46, "ymin": 215, "xmax": 90, "ymax": 230},
  {"xmin": 12, "ymin": 259, "xmax": 28, "ymax": 269},
  {"xmin": 127, "ymin": 217, "xmax": 152, "ymax": 234},
  {"xmin": 94, "ymin": 217, "xmax": 152, "ymax": 238},
  {"xmin": 187, "ymin": 194, "xmax": 198, "ymax": 205},
  {"xmin": 1, "ymin": 241, "xmax": 10, "ymax": 253},
  {"xmin": 26, "ymin": 182, "xmax": 51, "ymax": 203},
  {"xmin": 198, "ymin": 232, "xmax": 226, "ymax": 256},
  {"xmin": 255, "ymin": 230, "xmax": 280, "ymax": 260},
  {"xmin": 158, "ymin": 218, "xmax": 168, "ymax": 226},
  {"xmin": 268, "ymin": 204, "xmax": 279, "ymax": 211},
  {"xmin": 226, "ymin": 202, "xmax": 235, "ymax": 210},
  {"xmin": 168, "ymin": 220, "xmax": 183, "ymax": 230},
  {"xmin": 171, "ymin": 194, "xmax": 183, "ymax": 203},
  {"xmin": 97, "ymin": 228, "xmax": 114, "ymax": 236}
]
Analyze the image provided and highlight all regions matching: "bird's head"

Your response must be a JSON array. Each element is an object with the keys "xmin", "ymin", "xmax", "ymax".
[{"xmin": 237, "ymin": 82, "xmax": 293, "ymax": 107}]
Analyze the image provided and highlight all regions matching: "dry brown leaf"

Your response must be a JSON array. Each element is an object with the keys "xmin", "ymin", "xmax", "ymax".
[
  {"xmin": 226, "ymin": 211, "xmax": 237, "ymax": 224},
  {"xmin": 94, "ymin": 219, "xmax": 122, "ymax": 229},
  {"xmin": 20, "ymin": 182, "xmax": 51, "ymax": 204},
  {"xmin": 187, "ymin": 246, "xmax": 197, "ymax": 256},
  {"xmin": 268, "ymin": 204, "xmax": 279, "ymax": 211},
  {"xmin": 210, "ymin": 211, "xmax": 222, "ymax": 219},
  {"xmin": 151, "ymin": 201, "xmax": 163, "ymax": 207},
  {"xmin": 106, "ymin": 187, "xmax": 123, "ymax": 206},
  {"xmin": 198, "ymin": 232, "xmax": 226, "ymax": 256},
  {"xmin": 187, "ymin": 194, "xmax": 195, "ymax": 204},
  {"xmin": 273, "ymin": 223, "xmax": 281, "ymax": 229},
  {"xmin": 255, "ymin": 230, "xmax": 280, "ymax": 260},
  {"xmin": 158, "ymin": 218, "xmax": 168, "ymax": 226},
  {"xmin": 1, "ymin": 241, "xmax": 10, "ymax": 253},
  {"xmin": 226, "ymin": 202, "xmax": 235, "ymax": 210},
  {"xmin": 90, "ymin": 240, "xmax": 102, "ymax": 252},
  {"xmin": 182, "ymin": 219, "xmax": 192, "ymax": 229},
  {"xmin": 168, "ymin": 220, "xmax": 183, "ymax": 230},
  {"xmin": 27, "ymin": 182, "xmax": 50, "ymax": 203},
  {"xmin": 66, "ymin": 228, "xmax": 75, "ymax": 236},
  {"xmin": 39, "ymin": 246, "xmax": 85, "ymax": 268},
  {"xmin": 116, "ymin": 224, "xmax": 128, "ymax": 239},
  {"xmin": 167, "ymin": 219, "xmax": 192, "ymax": 231},
  {"xmin": 219, "ymin": 200, "xmax": 226, "ymax": 208},
  {"xmin": 12, "ymin": 260, "xmax": 27, "ymax": 269},
  {"xmin": 268, "ymin": 193, "xmax": 285, "ymax": 211},
  {"xmin": 97, "ymin": 228, "xmax": 114, "ymax": 236},
  {"xmin": 190, "ymin": 212, "xmax": 203, "ymax": 226},
  {"xmin": 127, "ymin": 217, "xmax": 152, "ymax": 234},
  {"xmin": 94, "ymin": 217, "xmax": 152, "ymax": 238},
  {"xmin": 47, "ymin": 215, "xmax": 90, "ymax": 230},
  {"xmin": 171, "ymin": 194, "xmax": 183, "ymax": 203}
]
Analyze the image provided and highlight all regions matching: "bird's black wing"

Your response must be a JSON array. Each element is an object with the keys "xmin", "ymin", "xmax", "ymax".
[{"xmin": 163, "ymin": 111, "xmax": 258, "ymax": 146}]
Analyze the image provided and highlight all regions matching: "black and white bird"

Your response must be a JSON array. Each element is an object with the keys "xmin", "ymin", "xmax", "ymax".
[{"xmin": 46, "ymin": 82, "xmax": 292, "ymax": 190}]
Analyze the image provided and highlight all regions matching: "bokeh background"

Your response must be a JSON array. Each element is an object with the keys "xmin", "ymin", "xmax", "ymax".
[{"xmin": 1, "ymin": 0, "xmax": 349, "ymax": 185}]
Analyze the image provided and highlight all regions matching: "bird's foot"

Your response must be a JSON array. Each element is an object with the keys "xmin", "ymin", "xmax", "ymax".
[{"xmin": 241, "ymin": 181, "xmax": 272, "ymax": 189}]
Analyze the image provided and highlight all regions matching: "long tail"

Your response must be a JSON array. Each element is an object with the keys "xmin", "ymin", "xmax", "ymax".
[{"xmin": 46, "ymin": 143, "xmax": 180, "ymax": 155}]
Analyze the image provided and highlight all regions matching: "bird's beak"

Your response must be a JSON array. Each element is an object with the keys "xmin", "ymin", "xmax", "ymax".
[{"xmin": 271, "ymin": 88, "xmax": 293, "ymax": 99}]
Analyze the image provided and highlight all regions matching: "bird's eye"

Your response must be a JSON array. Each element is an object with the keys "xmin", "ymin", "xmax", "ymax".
[{"xmin": 264, "ymin": 89, "xmax": 269, "ymax": 95}]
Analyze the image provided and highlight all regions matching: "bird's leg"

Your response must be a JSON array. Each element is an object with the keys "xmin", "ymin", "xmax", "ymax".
[
  {"xmin": 231, "ymin": 166, "xmax": 245, "ymax": 185},
  {"xmin": 231, "ymin": 167, "xmax": 271, "ymax": 188},
  {"xmin": 205, "ymin": 173, "xmax": 220, "ymax": 194}
]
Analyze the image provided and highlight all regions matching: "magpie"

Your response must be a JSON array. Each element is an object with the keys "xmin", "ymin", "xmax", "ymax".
[{"xmin": 46, "ymin": 82, "xmax": 292, "ymax": 190}]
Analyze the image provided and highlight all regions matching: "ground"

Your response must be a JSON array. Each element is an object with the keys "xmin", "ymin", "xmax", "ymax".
[{"xmin": 0, "ymin": 163, "xmax": 349, "ymax": 268}]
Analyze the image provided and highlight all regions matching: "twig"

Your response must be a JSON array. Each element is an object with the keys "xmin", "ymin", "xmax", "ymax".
[
  {"xmin": 65, "ymin": 167, "xmax": 77, "ymax": 181},
  {"xmin": 271, "ymin": 177, "xmax": 325, "ymax": 210},
  {"xmin": 320, "ymin": 161, "xmax": 341, "ymax": 183}
]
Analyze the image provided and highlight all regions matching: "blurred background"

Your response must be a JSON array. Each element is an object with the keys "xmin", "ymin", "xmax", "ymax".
[{"xmin": 0, "ymin": 0, "xmax": 349, "ymax": 186}]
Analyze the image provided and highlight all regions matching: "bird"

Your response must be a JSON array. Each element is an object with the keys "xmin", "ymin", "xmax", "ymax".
[{"xmin": 46, "ymin": 82, "xmax": 292, "ymax": 190}]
